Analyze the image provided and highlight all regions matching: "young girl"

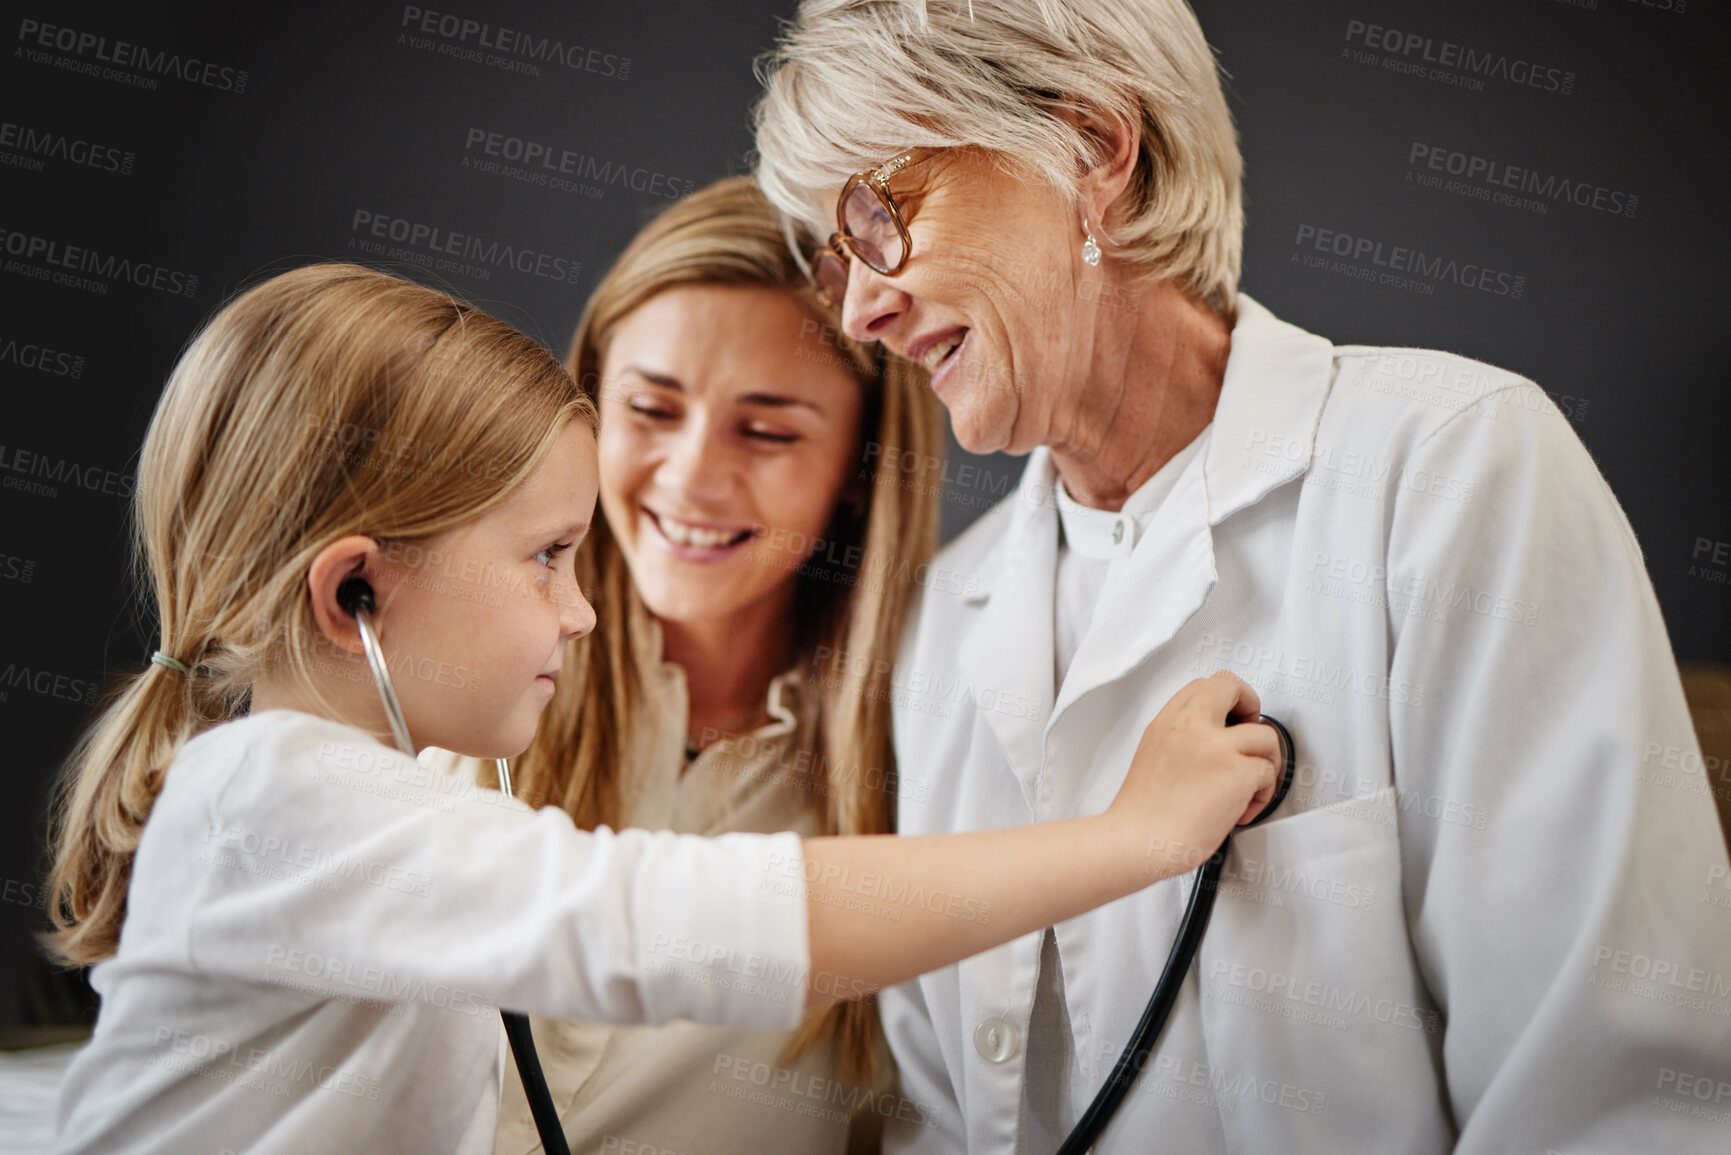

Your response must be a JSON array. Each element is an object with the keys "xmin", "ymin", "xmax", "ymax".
[{"xmin": 43, "ymin": 263, "xmax": 1279, "ymax": 1154}]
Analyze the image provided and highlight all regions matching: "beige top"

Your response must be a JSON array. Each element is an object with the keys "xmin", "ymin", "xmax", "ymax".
[{"xmin": 423, "ymin": 620, "xmax": 892, "ymax": 1155}]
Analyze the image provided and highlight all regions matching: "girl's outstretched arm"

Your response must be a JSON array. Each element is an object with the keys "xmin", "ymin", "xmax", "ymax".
[{"xmin": 801, "ymin": 671, "xmax": 1279, "ymax": 1007}]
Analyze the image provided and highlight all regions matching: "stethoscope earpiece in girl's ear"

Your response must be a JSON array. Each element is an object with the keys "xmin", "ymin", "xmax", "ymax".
[
  {"xmin": 336, "ymin": 576, "xmax": 376, "ymax": 619},
  {"xmin": 338, "ymin": 574, "xmax": 415, "ymax": 755}
]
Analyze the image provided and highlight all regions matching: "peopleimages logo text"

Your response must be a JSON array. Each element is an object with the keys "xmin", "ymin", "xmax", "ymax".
[
  {"xmin": 0, "ymin": 121, "xmax": 134, "ymax": 174},
  {"xmin": 1408, "ymin": 143, "xmax": 1637, "ymax": 218},
  {"xmin": 1344, "ymin": 18, "xmax": 1574, "ymax": 94},
  {"xmin": 349, "ymin": 210, "xmax": 582, "ymax": 285},
  {"xmin": 400, "ymin": 7, "xmax": 629, "ymax": 79},
  {"xmin": 1293, "ymin": 224, "xmax": 1524, "ymax": 298},
  {"xmin": 16, "ymin": 18, "xmax": 249, "ymax": 92},
  {"xmin": 463, "ymin": 129, "xmax": 694, "ymax": 199},
  {"xmin": 0, "ymin": 228, "xmax": 198, "ymax": 297}
]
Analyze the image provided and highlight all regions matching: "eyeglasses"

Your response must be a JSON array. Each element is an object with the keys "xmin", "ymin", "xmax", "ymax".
[{"xmin": 808, "ymin": 148, "xmax": 946, "ymax": 311}]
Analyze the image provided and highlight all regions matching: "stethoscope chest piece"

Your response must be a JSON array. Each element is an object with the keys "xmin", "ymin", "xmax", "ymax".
[{"xmin": 1240, "ymin": 714, "xmax": 1295, "ymax": 828}]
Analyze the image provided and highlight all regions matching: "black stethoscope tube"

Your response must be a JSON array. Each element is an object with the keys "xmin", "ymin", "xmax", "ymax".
[
  {"xmin": 502, "ymin": 1011, "xmax": 570, "ymax": 1155},
  {"xmin": 1056, "ymin": 715, "xmax": 1295, "ymax": 1155}
]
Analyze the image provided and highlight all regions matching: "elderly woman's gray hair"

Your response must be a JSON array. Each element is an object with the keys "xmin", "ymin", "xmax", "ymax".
[{"xmin": 752, "ymin": 0, "xmax": 1244, "ymax": 312}]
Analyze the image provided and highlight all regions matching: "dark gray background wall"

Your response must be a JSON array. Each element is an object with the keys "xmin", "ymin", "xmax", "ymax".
[{"xmin": 2, "ymin": 0, "xmax": 1725, "ymax": 1028}]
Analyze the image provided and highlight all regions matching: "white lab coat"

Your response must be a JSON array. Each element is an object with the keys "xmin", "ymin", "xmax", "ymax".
[{"xmin": 881, "ymin": 295, "xmax": 1731, "ymax": 1153}]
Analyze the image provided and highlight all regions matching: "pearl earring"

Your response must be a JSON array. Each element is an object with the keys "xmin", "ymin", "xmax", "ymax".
[{"xmin": 1081, "ymin": 213, "xmax": 1101, "ymax": 267}]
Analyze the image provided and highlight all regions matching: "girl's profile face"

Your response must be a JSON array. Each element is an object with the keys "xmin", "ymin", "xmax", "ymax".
[
  {"xmin": 595, "ymin": 284, "xmax": 864, "ymax": 632},
  {"xmin": 375, "ymin": 419, "xmax": 599, "ymax": 759}
]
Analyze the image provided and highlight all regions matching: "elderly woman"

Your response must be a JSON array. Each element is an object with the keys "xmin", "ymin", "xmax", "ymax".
[{"xmin": 753, "ymin": 2, "xmax": 1731, "ymax": 1153}]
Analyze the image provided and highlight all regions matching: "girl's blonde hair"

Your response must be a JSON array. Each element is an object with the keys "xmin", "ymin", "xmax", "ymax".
[
  {"xmin": 44, "ymin": 263, "xmax": 593, "ymax": 966},
  {"xmin": 509, "ymin": 176, "xmax": 944, "ymax": 1082},
  {"xmin": 753, "ymin": 0, "xmax": 1244, "ymax": 313}
]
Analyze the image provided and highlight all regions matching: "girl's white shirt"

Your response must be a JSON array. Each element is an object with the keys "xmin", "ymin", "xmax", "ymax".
[{"xmin": 50, "ymin": 708, "xmax": 810, "ymax": 1155}]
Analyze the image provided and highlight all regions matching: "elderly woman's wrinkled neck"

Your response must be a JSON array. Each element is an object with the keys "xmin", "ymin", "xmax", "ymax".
[{"xmin": 1046, "ymin": 280, "xmax": 1232, "ymax": 513}]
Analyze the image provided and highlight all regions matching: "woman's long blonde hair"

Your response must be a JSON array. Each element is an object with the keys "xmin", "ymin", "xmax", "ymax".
[
  {"xmin": 44, "ymin": 263, "xmax": 592, "ymax": 966},
  {"xmin": 510, "ymin": 177, "xmax": 945, "ymax": 1081}
]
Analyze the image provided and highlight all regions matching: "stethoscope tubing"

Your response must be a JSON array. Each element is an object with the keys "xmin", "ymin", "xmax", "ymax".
[{"xmin": 1055, "ymin": 714, "xmax": 1295, "ymax": 1155}]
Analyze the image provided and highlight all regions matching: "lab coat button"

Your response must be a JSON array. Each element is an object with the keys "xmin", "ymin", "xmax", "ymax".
[
  {"xmin": 1112, "ymin": 519, "xmax": 1124, "ymax": 545},
  {"xmin": 974, "ymin": 1017, "xmax": 1021, "ymax": 1063}
]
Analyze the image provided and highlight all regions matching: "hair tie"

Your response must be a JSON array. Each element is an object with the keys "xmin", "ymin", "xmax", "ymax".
[{"xmin": 151, "ymin": 651, "xmax": 192, "ymax": 675}]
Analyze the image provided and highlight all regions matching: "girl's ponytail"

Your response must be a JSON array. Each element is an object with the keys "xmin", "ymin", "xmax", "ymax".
[{"xmin": 43, "ymin": 642, "xmax": 230, "ymax": 964}]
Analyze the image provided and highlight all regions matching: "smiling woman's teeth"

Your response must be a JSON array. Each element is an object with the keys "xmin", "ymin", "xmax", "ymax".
[
  {"xmin": 921, "ymin": 333, "xmax": 963, "ymax": 372},
  {"xmin": 655, "ymin": 513, "xmax": 747, "ymax": 549}
]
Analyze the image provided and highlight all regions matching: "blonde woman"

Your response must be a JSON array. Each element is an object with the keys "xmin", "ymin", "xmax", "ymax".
[{"xmin": 426, "ymin": 176, "xmax": 940, "ymax": 1153}]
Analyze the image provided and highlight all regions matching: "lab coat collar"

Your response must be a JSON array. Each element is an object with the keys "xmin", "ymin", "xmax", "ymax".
[
  {"xmin": 1201, "ymin": 293, "xmax": 1336, "ymax": 525},
  {"xmin": 952, "ymin": 295, "xmax": 1334, "ymax": 810},
  {"xmin": 960, "ymin": 294, "xmax": 1334, "ymax": 606},
  {"xmin": 955, "ymin": 451, "xmax": 1061, "ymax": 812}
]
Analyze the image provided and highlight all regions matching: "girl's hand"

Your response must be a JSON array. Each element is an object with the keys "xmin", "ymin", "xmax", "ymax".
[{"xmin": 1107, "ymin": 671, "xmax": 1282, "ymax": 874}]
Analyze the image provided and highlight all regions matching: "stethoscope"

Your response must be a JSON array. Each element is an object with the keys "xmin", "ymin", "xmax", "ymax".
[
  {"xmin": 339, "ymin": 577, "xmax": 574, "ymax": 1155},
  {"xmin": 1055, "ymin": 714, "xmax": 1296, "ymax": 1154}
]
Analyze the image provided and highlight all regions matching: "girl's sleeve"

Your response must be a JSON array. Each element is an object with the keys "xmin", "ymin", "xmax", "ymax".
[{"xmin": 183, "ymin": 717, "xmax": 810, "ymax": 1031}]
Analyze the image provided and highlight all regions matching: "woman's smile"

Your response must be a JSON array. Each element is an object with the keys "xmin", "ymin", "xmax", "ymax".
[
  {"xmin": 920, "ymin": 327, "xmax": 972, "ymax": 394},
  {"xmin": 644, "ymin": 507, "xmax": 761, "ymax": 561}
]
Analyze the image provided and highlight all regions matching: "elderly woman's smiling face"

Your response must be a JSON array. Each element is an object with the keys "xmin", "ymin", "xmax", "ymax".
[{"xmin": 825, "ymin": 147, "xmax": 1111, "ymax": 456}]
